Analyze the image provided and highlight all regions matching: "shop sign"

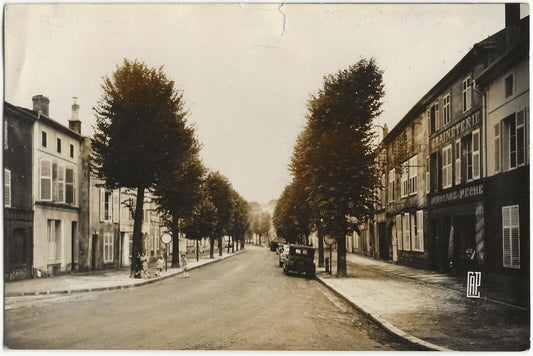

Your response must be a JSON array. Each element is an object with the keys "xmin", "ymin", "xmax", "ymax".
[
  {"xmin": 430, "ymin": 110, "xmax": 480, "ymax": 151},
  {"xmin": 430, "ymin": 184, "xmax": 484, "ymax": 206}
]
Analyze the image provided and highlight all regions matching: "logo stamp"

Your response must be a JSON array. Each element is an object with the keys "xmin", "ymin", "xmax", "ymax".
[{"xmin": 467, "ymin": 271, "xmax": 481, "ymax": 298}]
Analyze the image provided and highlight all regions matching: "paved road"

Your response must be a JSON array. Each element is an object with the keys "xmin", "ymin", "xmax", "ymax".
[{"xmin": 5, "ymin": 246, "xmax": 408, "ymax": 350}]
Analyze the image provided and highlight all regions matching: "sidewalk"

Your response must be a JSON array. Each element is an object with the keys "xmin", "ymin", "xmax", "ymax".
[
  {"xmin": 5, "ymin": 250, "xmax": 245, "ymax": 297},
  {"xmin": 316, "ymin": 252, "xmax": 530, "ymax": 351}
]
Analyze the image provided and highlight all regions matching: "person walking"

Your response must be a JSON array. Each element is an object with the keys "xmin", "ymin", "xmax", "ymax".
[
  {"xmin": 181, "ymin": 253, "xmax": 189, "ymax": 278},
  {"xmin": 141, "ymin": 251, "xmax": 150, "ymax": 279},
  {"xmin": 155, "ymin": 255, "xmax": 164, "ymax": 277}
]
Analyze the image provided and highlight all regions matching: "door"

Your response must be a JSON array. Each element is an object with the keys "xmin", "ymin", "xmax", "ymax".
[
  {"xmin": 91, "ymin": 234, "xmax": 98, "ymax": 270},
  {"xmin": 378, "ymin": 222, "xmax": 389, "ymax": 260},
  {"xmin": 71, "ymin": 221, "xmax": 77, "ymax": 270}
]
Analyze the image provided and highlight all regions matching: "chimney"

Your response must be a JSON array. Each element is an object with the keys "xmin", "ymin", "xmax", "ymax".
[
  {"xmin": 505, "ymin": 3, "xmax": 521, "ymax": 48},
  {"xmin": 32, "ymin": 95, "xmax": 50, "ymax": 117},
  {"xmin": 382, "ymin": 123, "xmax": 388, "ymax": 138},
  {"xmin": 68, "ymin": 97, "xmax": 82, "ymax": 134}
]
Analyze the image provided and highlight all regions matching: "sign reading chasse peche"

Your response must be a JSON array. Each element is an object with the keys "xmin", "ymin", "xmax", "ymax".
[{"xmin": 430, "ymin": 184, "xmax": 484, "ymax": 206}]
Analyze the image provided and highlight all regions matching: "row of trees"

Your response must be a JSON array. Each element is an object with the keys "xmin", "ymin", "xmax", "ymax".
[
  {"xmin": 91, "ymin": 59, "xmax": 249, "ymax": 277},
  {"xmin": 273, "ymin": 58, "xmax": 385, "ymax": 276}
]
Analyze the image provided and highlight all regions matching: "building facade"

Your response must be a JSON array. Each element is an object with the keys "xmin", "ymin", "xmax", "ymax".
[
  {"xmin": 4, "ymin": 103, "xmax": 35, "ymax": 280},
  {"xmin": 477, "ymin": 21, "xmax": 529, "ymax": 283}
]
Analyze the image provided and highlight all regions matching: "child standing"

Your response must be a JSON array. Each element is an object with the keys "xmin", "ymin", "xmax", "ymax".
[
  {"xmin": 181, "ymin": 253, "xmax": 189, "ymax": 278},
  {"xmin": 156, "ymin": 255, "xmax": 165, "ymax": 277}
]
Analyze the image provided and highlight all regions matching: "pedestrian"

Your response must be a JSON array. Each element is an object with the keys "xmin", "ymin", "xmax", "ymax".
[
  {"xmin": 156, "ymin": 254, "xmax": 164, "ymax": 277},
  {"xmin": 141, "ymin": 251, "xmax": 150, "ymax": 279},
  {"xmin": 181, "ymin": 253, "xmax": 189, "ymax": 278}
]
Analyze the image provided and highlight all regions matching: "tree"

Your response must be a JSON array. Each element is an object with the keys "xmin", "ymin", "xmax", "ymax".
[
  {"xmin": 228, "ymin": 191, "xmax": 249, "ymax": 253},
  {"xmin": 181, "ymin": 190, "xmax": 218, "ymax": 262},
  {"xmin": 290, "ymin": 58, "xmax": 384, "ymax": 276},
  {"xmin": 152, "ymin": 141, "xmax": 205, "ymax": 268},
  {"xmin": 204, "ymin": 172, "xmax": 235, "ymax": 258},
  {"xmin": 273, "ymin": 180, "xmax": 311, "ymax": 245},
  {"xmin": 92, "ymin": 59, "xmax": 191, "ymax": 277}
]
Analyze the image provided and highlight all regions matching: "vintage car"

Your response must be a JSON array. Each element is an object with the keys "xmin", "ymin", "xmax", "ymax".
[
  {"xmin": 283, "ymin": 245, "xmax": 316, "ymax": 278},
  {"xmin": 278, "ymin": 244, "xmax": 290, "ymax": 267}
]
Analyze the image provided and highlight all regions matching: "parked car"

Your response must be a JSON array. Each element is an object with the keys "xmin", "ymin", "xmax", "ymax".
[
  {"xmin": 283, "ymin": 245, "xmax": 315, "ymax": 278},
  {"xmin": 270, "ymin": 241, "xmax": 279, "ymax": 252},
  {"xmin": 278, "ymin": 244, "xmax": 290, "ymax": 267}
]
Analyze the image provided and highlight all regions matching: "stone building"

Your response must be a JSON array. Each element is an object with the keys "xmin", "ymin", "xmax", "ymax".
[
  {"xmin": 476, "ymin": 9, "xmax": 529, "ymax": 284},
  {"xmin": 4, "ymin": 102, "xmax": 35, "ymax": 280}
]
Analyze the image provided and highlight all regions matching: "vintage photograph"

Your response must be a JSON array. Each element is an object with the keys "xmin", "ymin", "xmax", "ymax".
[{"xmin": 3, "ymin": 2, "xmax": 530, "ymax": 351}]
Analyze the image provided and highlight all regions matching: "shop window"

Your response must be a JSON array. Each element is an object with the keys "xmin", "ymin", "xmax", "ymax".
[
  {"xmin": 462, "ymin": 76, "xmax": 472, "ymax": 112},
  {"xmin": 4, "ymin": 168, "xmax": 11, "ymax": 207},
  {"xmin": 442, "ymin": 145, "xmax": 452, "ymax": 189},
  {"xmin": 502, "ymin": 205, "xmax": 520, "ymax": 269},
  {"xmin": 103, "ymin": 233, "xmax": 113, "ymax": 263}
]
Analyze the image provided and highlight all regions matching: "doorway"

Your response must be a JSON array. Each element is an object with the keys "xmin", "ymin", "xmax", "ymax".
[{"xmin": 91, "ymin": 234, "xmax": 98, "ymax": 270}]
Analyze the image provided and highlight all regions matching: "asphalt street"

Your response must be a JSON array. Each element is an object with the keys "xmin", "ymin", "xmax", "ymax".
[{"xmin": 5, "ymin": 246, "xmax": 408, "ymax": 350}]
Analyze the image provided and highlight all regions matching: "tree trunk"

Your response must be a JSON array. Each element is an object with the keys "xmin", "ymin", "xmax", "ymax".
[
  {"xmin": 218, "ymin": 236, "xmax": 223, "ymax": 256},
  {"xmin": 171, "ymin": 210, "xmax": 180, "ymax": 268},
  {"xmin": 130, "ymin": 186, "xmax": 145, "ymax": 278},
  {"xmin": 227, "ymin": 236, "xmax": 231, "ymax": 254},
  {"xmin": 209, "ymin": 237, "xmax": 215, "ymax": 259},
  {"xmin": 196, "ymin": 239, "xmax": 199, "ymax": 262},
  {"xmin": 231, "ymin": 236, "xmax": 235, "ymax": 253},
  {"xmin": 318, "ymin": 229, "xmax": 324, "ymax": 267},
  {"xmin": 336, "ymin": 235, "xmax": 347, "ymax": 277}
]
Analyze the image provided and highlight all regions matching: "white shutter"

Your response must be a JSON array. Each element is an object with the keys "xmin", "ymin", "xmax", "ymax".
[
  {"xmin": 100, "ymin": 188, "xmax": 105, "ymax": 222},
  {"xmin": 396, "ymin": 214, "xmax": 403, "ymax": 251},
  {"xmin": 4, "ymin": 168, "xmax": 11, "ymax": 207},
  {"xmin": 416, "ymin": 210, "xmax": 424, "ymax": 252},
  {"xmin": 57, "ymin": 165, "xmax": 65, "ymax": 202},
  {"xmin": 40, "ymin": 159, "xmax": 52, "ymax": 200},
  {"xmin": 403, "ymin": 213, "xmax": 411, "ymax": 251},
  {"xmin": 472, "ymin": 130, "xmax": 480, "ymax": 179},
  {"xmin": 113, "ymin": 191, "xmax": 120, "ymax": 222},
  {"xmin": 455, "ymin": 140, "xmax": 461, "ymax": 185},
  {"xmin": 502, "ymin": 205, "xmax": 520, "ymax": 269},
  {"xmin": 410, "ymin": 213, "xmax": 416, "ymax": 250}
]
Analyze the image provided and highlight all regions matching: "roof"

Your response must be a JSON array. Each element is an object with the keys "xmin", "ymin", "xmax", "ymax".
[
  {"xmin": 4, "ymin": 101, "xmax": 84, "ymax": 140},
  {"xmin": 382, "ymin": 16, "xmax": 529, "ymax": 144},
  {"xmin": 476, "ymin": 37, "xmax": 529, "ymax": 86}
]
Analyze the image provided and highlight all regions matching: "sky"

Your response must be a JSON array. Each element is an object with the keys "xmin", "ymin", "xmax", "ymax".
[{"xmin": 4, "ymin": 3, "xmax": 523, "ymax": 205}]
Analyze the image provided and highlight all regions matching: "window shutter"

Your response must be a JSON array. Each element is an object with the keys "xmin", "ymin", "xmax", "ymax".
[
  {"xmin": 40, "ymin": 159, "xmax": 52, "ymax": 200},
  {"xmin": 417, "ymin": 210, "xmax": 424, "ymax": 252},
  {"xmin": 516, "ymin": 110, "xmax": 525, "ymax": 166},
  {"xmin": 403, "ymin": 213, "xmax": 411, "ymax": 251},
  {"xmin": 473, "ymin": 130, "xmax": 480, "ymax": 179},
  {"xmin": 396, "ymin": 214, "xmax": 403, "ymax": 251},
  {"xmin": 4, "ymin": 169, "xmax": 11, "ymax": 207},
  {"xmin": 65, "ymin": 168, "xmax": 74, "ymax": 204},
  {"xmin": 100, "ymin": 188, "xmax": 105, "ymax": 222},
  {"xmin": 410, "ymin": 213, "xmax": 417, "ymax": 250},
  {"xmin": 113, "ymin": 191, "xmax": 119, "ymax": 222},
  {"xmin": 52, "ymin": 162, "xmax": 58, "ymax": 201},
  {"xmin": 510, "ymin": 206, "xmax": 520, "ymax": 268},
  {"xmin": 57, "ymin": 165, "xmax": 65, "ymax": 202},
  {"xmin": 494, "ymin": 123, "xmax": 501, "ymax": 172}
]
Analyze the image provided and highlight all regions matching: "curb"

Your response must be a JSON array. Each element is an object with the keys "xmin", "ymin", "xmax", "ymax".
[
  {"xmin": 5, "ymin": 250, "xmax": 246, "ymax": 298},
  {"xmin": 316, "ymin": 275, "xmax": 454, "ymax": 352}
]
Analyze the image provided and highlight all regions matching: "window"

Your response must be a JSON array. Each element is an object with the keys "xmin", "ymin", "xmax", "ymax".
[
  {"xmin": 42, "ymin": 131, "xmax": 47, "ymax": 148},
  {"xmin": 425, "ymin": 157, "xmax": 430, "ymax": 194},
  {"xmin": 462, "ymin": 77, "xmax": 472, "ymax": 112},
  {"xmin": 443, "ymin": 94, "xmax": 451, "ymax": 125},
  {"xmin": 70, "ymin": 144, "xmax": 74, "ymax": 158},
  {"xmin": 53, "ymin": 163, "xmax": 65, "ymax": 202},
  {"xmin": 428, "ymin": 101, "xmax": 439, "ymax": 134},
  {"xmin": 65, "ymin": 167, "xmax": 75, "ymax": 204},
  {"xmin": 505, "ymin": 74, "xmax": 514, "ymax": 98},
  {"xmin": 40, "ymin": 159, "xmax": 52, "ymax": 200},
  {"xmin": 400, "ymin": 161, "xmax": 408, "ymax": 198},
  {"xmin": 454, "ymin": 140, "xmax": 461, "ymax": 185},
  {"xmin": 100, "ymin": 189, "xmax": 112, "ymax": 221},
  {"xmin": 47, "ymin": 219, "xmax": 61, "ymax": 261},
  {"xmin": 104, "ymin": 233, "xmax": 114, "ymax": 263},
  {"xmin": 380, "ymin": 173, "xmax": 386, "ymax": 206},
  {"xmin": 4, "ymin": 168, "xmax": 11, "ymax": 207},
  {"xmin": 57, "ymin": 138, "xmax": 62, "ymax": 153},
  {"xmin": 403, "ymin": 213, "xmax": 411, "ymax": 251},
  {"xmin": 494, "ymin": 123, "xmax": 501, "ymax": 172},
  {"xmin": 388, "ymin": 168, "xmax": 395, "ymax": 202},
  {"xmin": 502, "ymin": 205, "xmax": 520, "ymax": 269},
  {"xmin": 442, "ymin": 145, "xmax": 452, "ymax": 189},
  {"xmin": 408, "ymin": 155, "xmax": 417, "ymax": 196},
  {"xmin": 502, "ymin": 110, "xmax": 528, "ymax": 171},
  {"xmin": 395, "ymin": 214, "xmax": 403, "ymax": 251}
]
